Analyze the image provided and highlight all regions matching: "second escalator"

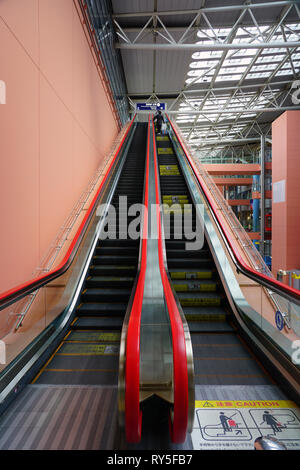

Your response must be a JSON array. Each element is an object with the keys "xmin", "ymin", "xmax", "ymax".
[{"xmin": 156, "ymin": 133, "xmax": 274, "ymax": 387}]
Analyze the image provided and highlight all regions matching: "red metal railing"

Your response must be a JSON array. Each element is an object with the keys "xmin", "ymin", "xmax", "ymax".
[
  {"xmin": 125, "ymin": 116, "xmax": 150, "ymax": 443},
  {"xmin": 152, "ymin": 117, "xmax": 189, "ymax": 443}
]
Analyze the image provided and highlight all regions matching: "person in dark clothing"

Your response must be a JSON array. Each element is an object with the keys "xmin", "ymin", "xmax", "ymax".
[{"xmin": 153, "ymin": 111, "xmax": 164, "ymax": 134}]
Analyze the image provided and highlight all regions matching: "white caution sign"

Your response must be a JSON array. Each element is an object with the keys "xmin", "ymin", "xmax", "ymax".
[{"xmin": 192, "ymin": 401, "xmax": 300, "ymax": 450}]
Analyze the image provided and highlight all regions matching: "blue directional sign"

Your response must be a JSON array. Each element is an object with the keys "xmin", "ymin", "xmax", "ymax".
[
  {"xmin": 275, "ymin": 310, "xmax": 284, "ymax": 331},
  {"xmin": 136, "ymin": 102, "xmax": 166, "ymax": 111}
]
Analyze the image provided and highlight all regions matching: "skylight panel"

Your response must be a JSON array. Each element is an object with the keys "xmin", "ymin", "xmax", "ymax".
[
  {"xmin": 215, "ymin": 74, "xmax": 244, "ymax": 81},
  {"xmin": 223, "ymin": 57, "xmax": 252, "ymax": 66},
  {"xmin": 219, "ymin": 66, "xmax": 248, "ymax": 74},
  {"xmin": 185, "ymin": 77, "xmax": 212, "ymax": 84},
  {"xmin": 251, "ymin": 63, "xmax": 278, "ymax": 71},
  {"xmin": 192, "ymin": 51, "xmax": 223, "ymax": 60},
  {"xmin": 275, "ymin": 69, "xmax": 294, "ymax": 76},
  {"xmin": 256, "ymin": 54, "xmax": 285, "ymax": 63},
  {"xmin": 246, "ymin": 72, "xmax": 272, "ymax": 78},
  {"xmin": 190, "ymin": 60, "xmax": 219, "ymax": 68}
]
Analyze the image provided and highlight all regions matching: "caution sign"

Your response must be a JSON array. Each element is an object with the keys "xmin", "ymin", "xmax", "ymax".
[{"xmin": 192, "ymin": 400, "xmax": 300, "ymax": 450}]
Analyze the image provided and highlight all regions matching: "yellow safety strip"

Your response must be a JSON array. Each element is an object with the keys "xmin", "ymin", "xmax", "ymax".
[{"xmin": 58, "ymin": 343, "xmax": 119, "ymax": 355}]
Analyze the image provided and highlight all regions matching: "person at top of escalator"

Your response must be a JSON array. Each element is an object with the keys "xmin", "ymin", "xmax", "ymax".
[{"xmin": 153, "ymin": 111, "xmax": 164, "ymax": 134}]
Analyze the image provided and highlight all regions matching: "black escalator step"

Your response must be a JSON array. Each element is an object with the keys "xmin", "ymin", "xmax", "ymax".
[
  {"xmin": 72, "ymin": 316, "xmax": 124, "ymax": 330},
  {"xmin": 85, "ymin": 276, "xmax": 134, "ymax": 288},
  {"xmin": 88, "ymin": 265, "xmax": 137, "ymax": 276},
  {"xmin": 189, "ymin": 322, "xmax": 233, "ymax": 333},
  {"xmin": 92, "ymin": 255, "xmax": 138, "ymax": 265},
  {"xmin": 167, "ymin": 258, "xmax": 214, "ymax": 268},
  {"xmin": 81, "ymin": 288, "xmax": 131, "ymax": 302},
  {"xmin": 166, "ymin": 249, "xmax": 211, "ymax": 259},
  {"xmin": 77, "ymin": 302, "xmax": 127, "ymax": 316},
  {"xmin": 96, "ymin": 239, "xmax": 139, "ymax": 247},
  {"xmin": 183, "ymin": 306, "xmax": 227, "ymax": 322}
]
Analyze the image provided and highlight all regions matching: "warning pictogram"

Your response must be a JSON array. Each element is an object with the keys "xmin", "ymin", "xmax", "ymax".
[{"xmin": 192, "ymin": 400, "xmax": 300, "ymax": 450}]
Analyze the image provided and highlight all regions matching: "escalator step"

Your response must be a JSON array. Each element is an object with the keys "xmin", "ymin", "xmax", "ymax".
[
  {"xmin": 169, "ymin": 269, "xmax": 214, "ymax": 280},
  {"xmin": 76, "ymin": 302, "xmax": 127, "ymax": 316},
  {"xmin": 72, "ymin": 316, "xmax": 124, "ymax": 329},
  {"xmin": 172, "ymin": 279, "xmax": 218, "ymax": 292},
  {"xmin": 92, "ymin": 255, "xmax": 138, "ymax": 265},
  {"xmin": 177, "ymin": 292, "xmax": 223, "ymax": 307},
  {"xmin": 85, "ymin": 276, "xmax": 134, "ymax": 288},
  {"xmin": 184, "ymin": 306, "xmax": 227, "ymax": 321},
  {"xmin": 66, "ymin": 330, "xmax": 121, "ymax": 342},
  {"xmin": 168, "ymin": 258, "xmax": 214, "ymax": 268},
  {"xmin": 81, "ymin": 288, "xmax": 131, "ymax": 302},
  {"xmin": 88, "ymin": 265, "xmax": 137, "ymax": 276}
]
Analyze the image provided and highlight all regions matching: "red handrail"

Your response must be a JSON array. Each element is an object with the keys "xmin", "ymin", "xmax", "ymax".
[
  {"xmin": 167, "ymin": 115, "xmax": 300, "ymax": 305},
  {"xmin": 152, "ymin": 117, "xmax": 189, "ymax": 443},
  {"xmin": 0, "ymin": 115, "xmax": 137, "ymax": 310},
  {"xmin": 125, "ymin": 116, "xmax": 150, "ymax": 443}
]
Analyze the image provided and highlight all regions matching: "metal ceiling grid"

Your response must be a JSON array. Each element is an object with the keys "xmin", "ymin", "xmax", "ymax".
[{"xmin": 110, "ymin": 0, "xmax": 300, "ymax": 160}]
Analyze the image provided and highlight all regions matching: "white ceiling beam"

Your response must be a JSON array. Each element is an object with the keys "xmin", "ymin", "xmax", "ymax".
[
  {"xmin": 115, "ymin": 41, "xmax": 300, "ymax": 51},
  {"xmin": 112, "ymin": 2, "xmax": 298, "ymax": 18},
  {"xmin": 128, "ymin": 80, "xmax": 294, "ymax": 96},
  {"xmin": 139, "ymin": 105, "xmax": 300, "ymax": 114}
]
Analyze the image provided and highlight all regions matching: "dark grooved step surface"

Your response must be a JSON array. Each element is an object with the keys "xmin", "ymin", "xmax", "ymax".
[{"xmin": 34, "ymin": 123, "xmax": 147, "ymax": 386}]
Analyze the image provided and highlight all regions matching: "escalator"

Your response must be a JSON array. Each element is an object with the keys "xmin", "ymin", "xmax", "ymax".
[
  {"xmin": 156, "ymin": 133, "xmax": 275, "ymax": 387},
  {"xmin": 33, "ymin": 123, "xmax": 147, "ymax": 386}
]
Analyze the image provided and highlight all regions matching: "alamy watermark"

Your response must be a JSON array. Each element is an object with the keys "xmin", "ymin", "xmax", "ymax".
[
  {"xmin": 96, "ymin": 196, "xmax": 204, "ymax": 251},
  {"xmin": 0, "ymin": 80, "xmax": 6, "ymax": 105},
  {"xmin": 291, "ymin": 80, "xmax": 300, "ymax": 105}
]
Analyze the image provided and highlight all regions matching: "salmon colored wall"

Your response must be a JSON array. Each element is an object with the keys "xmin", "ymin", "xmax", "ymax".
[
  {"xmin": 0, "ymin": 0, "xmax": 119, "ymax": 293},
  {"xmin": 204, "ymin": 163, "xmax": 261, "ymax": 175},
  {"xmin": 272, "ymin": 111, "xmax": 300, "ymax": 279}
]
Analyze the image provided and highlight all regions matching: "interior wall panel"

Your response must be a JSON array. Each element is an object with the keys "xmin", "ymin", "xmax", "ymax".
[{"xmin": 0, "ymin": 0, "xmax": 119, "ymax": 294}]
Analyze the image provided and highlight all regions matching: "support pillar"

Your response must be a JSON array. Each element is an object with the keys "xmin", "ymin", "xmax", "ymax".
[{"xmin": 272, "ymin": 111, "xmax": 300, "ymax": 283}]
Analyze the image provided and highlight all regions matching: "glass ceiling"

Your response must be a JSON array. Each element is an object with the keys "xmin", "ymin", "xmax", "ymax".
[{"xmin": 176, "ymin": 21, "xmax": 300, "ymax": 154}]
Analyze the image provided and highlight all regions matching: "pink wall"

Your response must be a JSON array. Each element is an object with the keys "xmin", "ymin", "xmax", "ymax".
[
  {"xmin": 0, "ymin": 0, "xmax": 119, "ymax": 293},
  {"xmin": 272, "ymin": 111, "xmax": 300, "ymax": 279}
]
